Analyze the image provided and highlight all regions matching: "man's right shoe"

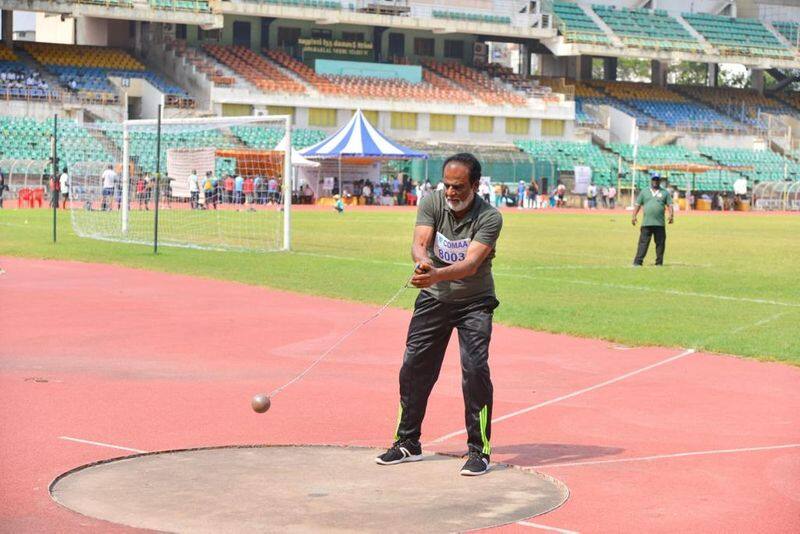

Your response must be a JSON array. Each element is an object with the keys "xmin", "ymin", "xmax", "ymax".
[{"xmin": 375, "ymin": 439, "xmax": 423, "ymax": 465}]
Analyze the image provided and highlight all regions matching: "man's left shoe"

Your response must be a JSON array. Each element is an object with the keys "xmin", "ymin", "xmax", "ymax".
[{"xmin": 460, "ymin": 451, "xmax": 490, "ymax": 476}]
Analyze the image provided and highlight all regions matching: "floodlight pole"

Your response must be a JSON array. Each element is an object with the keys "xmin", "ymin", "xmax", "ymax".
[{"xmin": 629, "ymin": 122, "xmax": 638, "ymax": 209}]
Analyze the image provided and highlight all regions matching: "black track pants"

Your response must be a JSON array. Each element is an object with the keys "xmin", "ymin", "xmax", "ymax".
[
  {"xmin": 633, "ymin": 225, "xmax": 666, "ymax": 265},
  {"xmin": 395, "ymin": 291, "xmax": 498, "ymax": 455}
]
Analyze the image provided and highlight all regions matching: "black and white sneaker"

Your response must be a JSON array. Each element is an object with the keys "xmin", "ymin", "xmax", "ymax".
[
  {"xmin": 460, "ymin": 451, "xmax": 490, "ymax": 476},
  {"xmin": 375, "ymin": 439, "xmax": 423, "ymax": 465}
]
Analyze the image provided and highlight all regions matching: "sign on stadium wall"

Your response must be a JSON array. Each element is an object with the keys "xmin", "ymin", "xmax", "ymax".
[{"xmin": 298, "ymin": 38, "xmax": 373, "ymax": 60}]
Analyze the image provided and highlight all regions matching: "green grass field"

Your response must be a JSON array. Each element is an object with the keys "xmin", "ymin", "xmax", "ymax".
[{"xmin": 2, "ymin": 207, "xmax": 798, "ymax": 364}]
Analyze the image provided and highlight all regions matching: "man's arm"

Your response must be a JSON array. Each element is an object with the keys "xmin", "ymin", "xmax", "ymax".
[
  {"xmin": 411, "ymin": 224, "xmax": 434, "ymax": 266},
  {"xmin": 411, "ymin": 239, "xmax": 494, "ymax": 288},
  {"xmin": 667, "ymin": 203, "xmax": 674, "ymax": 224},
  {"xmin": 631, "ymin": 204, "xmax": 641, "ymax": 225}
]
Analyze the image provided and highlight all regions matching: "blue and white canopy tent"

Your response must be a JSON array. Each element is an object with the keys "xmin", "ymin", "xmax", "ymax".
[{"xmin": 300, "ymin": 109, "xmax": 427, "ymax": 196}]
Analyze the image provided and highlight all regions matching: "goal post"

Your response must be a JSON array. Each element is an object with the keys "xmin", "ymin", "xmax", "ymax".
[{"xmin": 70, "ymin": 114, "xmax": 293, "ymax": 252}]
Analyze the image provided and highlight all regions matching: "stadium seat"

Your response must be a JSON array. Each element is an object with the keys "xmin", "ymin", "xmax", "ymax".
[
  {"xmin": 592, "ymin": 6, "xmax": 701, "ymax": 53},
  {"xmin": 683, "ymin": 13, "xmax": 793, "ymax": 59},
  {"xmin": 552, "ymin": 2, "xmax": 611, "ymax": 46}
]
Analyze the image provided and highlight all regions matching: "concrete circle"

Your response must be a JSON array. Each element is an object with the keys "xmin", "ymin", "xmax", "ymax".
[{"xmin": 51, "ymin": 445, "xmax": 568, "ymax": 532}]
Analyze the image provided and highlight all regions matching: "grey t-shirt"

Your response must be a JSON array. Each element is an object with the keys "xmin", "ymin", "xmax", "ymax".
[{"xmin": 416, "ymin": 190, "xmax": 503, "ymax": 303}]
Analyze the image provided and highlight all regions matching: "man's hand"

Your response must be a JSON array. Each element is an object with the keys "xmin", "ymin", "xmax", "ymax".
[
  {"xmin": 668, "ymin": 216, "xmax": 674, "ymax": 224},
  {"xmin": 411, "ymin": 262, "xmax": 439, "ymax": 288},
  {"xmin": 631, "ymin": 216, "xmax": 637, "ymax": 226}
]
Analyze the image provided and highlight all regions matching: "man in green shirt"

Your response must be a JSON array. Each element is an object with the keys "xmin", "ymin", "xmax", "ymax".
[
  {"xmin": 375, "ymin": 153, "xmax": 503, "ymax": 476},
  {"xmin": 632, "ymin": 173, "xmax": 674, "ymax": 266}
]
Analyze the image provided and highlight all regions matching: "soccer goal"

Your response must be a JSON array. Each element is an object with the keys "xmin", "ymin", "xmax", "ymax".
[{"xmin": 69, "ymin": 114, "xmax": 293, "ymax": 252}]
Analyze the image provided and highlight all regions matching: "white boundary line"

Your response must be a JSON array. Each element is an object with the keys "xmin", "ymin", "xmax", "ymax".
[
  {"xmin": 428, "ymin": 349, "xmax": 695, "ymax": 445},
  {"xmin": 292, "ymin": 251, "xmax": 799, "ymax": 308},
  {"xmin": 59, "ymin": 436, "xmax": 147, "ymax": 453},
  {"xmin": 517, "ymin": 520, "xmax": 579, "ymax": 533},
  {"xmin": 529, "ymin": 443, "xmax": 800, "ymax": 469}
]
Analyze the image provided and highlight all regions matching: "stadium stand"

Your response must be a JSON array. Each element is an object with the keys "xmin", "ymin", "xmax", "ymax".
[
  {"xmin": 231, "ymin": 125, "xmax": 326, "ymax": 149},
  {"xmin": 480, "ymin": 64, "xmax": 555, "ymax": 99},
  {"xmin": 699, "ymin": 146, "xmax": 800, "ymax": 183},
  {"xmin": 0, "ymin": 116, "xmax": 109, "ymax": 166},
  {"xmin": 552, "ymin": 1, "xmax": 612, "ymax": 46},
  {"xmin": 166, "ymin": 39, "xmax": 236, "ymax": 87},
  {"xmin": 150, "ymin": 0, "xmax": 210, "ymax": 12},
  {"xmin": 772, "ymin": 21, "xmax": 799, "ymax": 47},
  {"xmin": 431, "ymin": 10, "xmax": 510, "ymax": 25},
  {"xmin": 21, "ymin": 42, "xmax": 192, "ymax": 104},
  {"xmin": 589, "ymin": 80, "xmax": 745, "ymax": 131},
  {"xmin": 674, "ymin": 85, "xmax": 798, "ymax": 129},
  {"xmin": 592, "ymin": 6, "xmax": 701, "ymax": 53},
  {"xmin": 420, "ymin": 59, "xmax": 527, "ymax": 106},
  {"xmin": 203, "ymin": 45, "xmax": 306, "ymax": 94},
  {"xmin": 683, "ymin": 13, "xmax": 793, "ymax": 59},
  {"xmin": 515, "ymin": 139, "xmax": 618, "ymax": 185},
  {"xmin": 246, "ymin": 0, "xmax": 341, "ymax": 9}
]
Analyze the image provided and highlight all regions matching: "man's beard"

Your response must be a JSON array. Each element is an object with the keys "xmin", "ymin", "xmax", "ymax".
[{"xmin": 446, "ymin": 189, "xmax": 475, "ymax": 212}]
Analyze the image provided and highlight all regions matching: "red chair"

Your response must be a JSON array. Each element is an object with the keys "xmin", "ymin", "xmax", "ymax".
[{"xmin": 17, "ymin": 188, "xmax": 31, "ymax": 208}]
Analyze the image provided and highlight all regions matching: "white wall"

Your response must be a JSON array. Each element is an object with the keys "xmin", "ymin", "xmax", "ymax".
[{"xmin": 34, "ymin": 12, "xmax": 73, "ymax": 44}]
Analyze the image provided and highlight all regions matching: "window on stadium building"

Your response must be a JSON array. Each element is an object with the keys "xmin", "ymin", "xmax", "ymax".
[
  {"xmin": 391, "ymin": 112, "xmax": 417, "ymax": 130},
  {"xmin": 309, "ymin": 108, "xmax": 337, "ymax": 127},
  {"xmin": 356, "ymin": 110, "xmax": 379, "ymax": 125},
  {"xmin": 414, "ymin": 37, "xmax": 435, "ymax": 57},
  {"xmin": 444, "ymin": 40, "xmax": 464, "ymax": 59},
  {"xmin": 430, "ymin": 114, "xmax": 455, "ymax": 132},
  {"xmin": 311, "ymin": 28, "xmax": 332, "ymax": 39},
  {"xmin": 541, "ymin": 119, "xmax": 565, "ymax": 137},
  {"xmin": 469, "ymin": 116, "xmax": 493, "ymax": 134},
  {"xmin": 505, "ymin": 117, "xmax": 529, "ymax": 135},
  {"xmin": 277, "ymin": 27, "xmax": 301, "ymax": 47},
  {"xmin": 267, "ymin": 106, "xmax": 295, "ymax": 118},
  {"xmin": 342, "ymin": 31, "xmax": 365, "ymax": 42},
  {"xmin": 175, "ymin": 24, "xmax": 187, "ymax": 40},
  {"xmin": 388, "ymin": 33, "xmax": 405, "ymax": 57}
]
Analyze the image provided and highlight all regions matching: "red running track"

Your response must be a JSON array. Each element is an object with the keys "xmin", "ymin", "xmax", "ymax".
[{"xmin": 1, "ymin": 257, "xmax": 798, "ymax": 533}]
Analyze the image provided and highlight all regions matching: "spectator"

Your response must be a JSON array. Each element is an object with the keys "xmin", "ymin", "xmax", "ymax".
[
  {"xmin": 517, "ymin": 180, "xmax": 525, "ymax": 209},
  {"xmin": 234, "ymin": 173, "xmax": 244, "ymax": 205},
  {"xmin": 224, "ymin": 174, "xmax": 234, "ymax": 204},
  {"xmin": 586, "ymin": 182, "xmax": 597, "ymax": 209},
  {"xmin": 267, "ymin": 176, "xmax": 278, "ymax": 204},
  {"xmin": 188, "ymin": 169, "xmax": 200, "ymax": 209},
  {"xmin": 493, "ymin": 183, "xmax": 503, "ymax": 207},
  {"xmin": 526, "ymin": 179, "xmax": 539, "ymax": 209},
  {"xmin": 333, "ymin": 194, "xmax": 344, "ymax": 214},
  {"xmin": 362, "ymin": 182, "xmax": 372, "ymax": 205},
  {"xmin": 243, "ymin": 175, "xmax": 255, "ymax": 207},
  {"xmin": 143, "ymin": 172, "xmax": 153, "ymax": 211},
  {"xmin": 136, "ymin": 175, "xmax": 146, "ymax": 210},
  {"xmin": 600, "ymin": 186, "xmax": 608, "ymax": 208},
  {"xmin": 607, "ymin": 185, "xmax": 617, "ymax": 209},
  {"xmin": 556, "ymin": 182, "xmax": 566, "ymax": 207},
  {"xmin": 204, "ymin": 171, "xmax": 216, "ymax": 210},
  {"xmin": 59, "ymin": 167, "xmax": 70, "ymax": 210},
  {"xmin": 0, "ymin": 169, "xmax": 6, "ymax": 209},
  {"xmin": 101, "ymin": 164, "xmax": 116, "ymax": 211},
  {"xmin": 303, "ymin": 183, "xmax": 315, "ymax": 205},
  {"xmin": 478, "ymin": 180, "xmax": 490, "ymax": 203},
  {"xmin": 392, "ymin": 175, "xmax": 402, "ymax": 205}
]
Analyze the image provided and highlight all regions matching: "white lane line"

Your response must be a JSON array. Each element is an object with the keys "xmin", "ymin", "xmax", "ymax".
[
  {"xmin": 428, "ymin": 349, "xmax": 695, "ymax": 445},
  {"xmin": 59, "ymin": 436, "xmax": 147, "ymax": 453},
  {"xmin": 494, "ymin": 272, "xmax": 800, "ymax": 309},
  {"xmin": 529, "ymin": 443, "xmax": 800, "ymax": 469},
  {"xmin": 517, "ymin": 520, "xmax": 580, "ymax": 533}
]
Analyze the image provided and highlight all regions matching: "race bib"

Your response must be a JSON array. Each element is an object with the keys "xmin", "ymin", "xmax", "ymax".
[{"xmin": 434, "ymin": 232, "xmax": 469, "ymax": 264}]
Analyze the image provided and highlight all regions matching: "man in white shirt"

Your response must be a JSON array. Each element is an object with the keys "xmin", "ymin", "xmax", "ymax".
[
  {"xmin": 101, "ymin": 165, "xmax": 117, "ymax": 211},
  {"xmin": 59, "ymin": 167, "xmax": 70, "ymax": 210},
  {"xmin": 188, "ymin": 170, "xmax": 199, "ymax": 209},
  {"xmin": 733, "ymin": 177, "xmax": 748, "ymax": 207}
]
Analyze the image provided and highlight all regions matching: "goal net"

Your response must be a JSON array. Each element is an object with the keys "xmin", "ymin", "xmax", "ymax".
[{"xmin": 69, "ymin": 114, "xmax": 293, "ymax": 252}]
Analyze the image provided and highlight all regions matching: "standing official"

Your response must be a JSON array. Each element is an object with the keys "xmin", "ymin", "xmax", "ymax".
[{"xmin": 632, "ymin": 173, "xmax": 674, "ymax": 266}]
